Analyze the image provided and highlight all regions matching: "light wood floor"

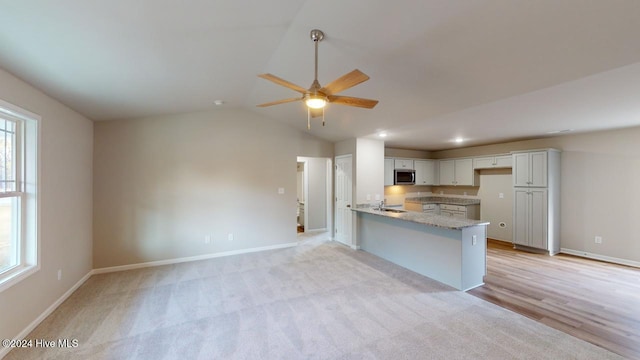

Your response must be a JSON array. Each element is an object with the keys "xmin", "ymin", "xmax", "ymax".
[{"xmin": 469, "ymin": 239, "xmax": 640, "ymax": 359}]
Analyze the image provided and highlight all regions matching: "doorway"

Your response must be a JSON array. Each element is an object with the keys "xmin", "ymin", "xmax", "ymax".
[
  {"xmin": 296, "ymin": 157, "xmax": 332, "ymax": 235},
  {"xmin": 296, "ymin": 161, "xmax": 305, "ymax": 233}
]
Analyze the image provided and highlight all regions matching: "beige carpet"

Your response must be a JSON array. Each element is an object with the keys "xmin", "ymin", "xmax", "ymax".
[{"xmin": 6, "ymin": 233, "xmax": 622, "ymax": 359}]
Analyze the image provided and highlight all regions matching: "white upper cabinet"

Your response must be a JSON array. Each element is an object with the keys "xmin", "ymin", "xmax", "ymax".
[
  {"xmin": 394, "ymin": 159, "xmax": 414, "ymax": 170},
  {"xmin": 513, "ymin": 151, "xmax": 548, "ymax": 187},
  {"xmin": 439, "ymin": 158, "xmax": 474, "ymax": 186},
  {"xmin": 495, "ymin": 155, "xmax": 513, "ymax": 168},
  {"xmin": 439, "ymin": 159, "xmax": 455, "ymax": 185},
  {"xmin": 454, "ymin": 158, "xmax": 474, "ymax": 185},
  {"xmin": 414, "ymin": 159, "xmax": 436, "ymax": 185},
  {"xmin": 384, "ymin": 158, "xmax": 394, "ymax": 186},
  {"xmin": 473, "ymin": 155, "xmax": 512, "ymax": 169}
]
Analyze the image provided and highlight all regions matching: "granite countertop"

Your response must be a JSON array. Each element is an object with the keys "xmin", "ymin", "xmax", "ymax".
[
  {"xmin": 352, "ymin": 206, "xmax": 489, "ymax": 230},
  {"xmin": 405, "ymin": 196, "xmax": 481, "ymax": 206}
]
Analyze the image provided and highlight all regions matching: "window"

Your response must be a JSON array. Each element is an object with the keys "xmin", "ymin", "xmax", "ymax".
[
  {"xmin": 0, "ymin": 119, "xmax": 20, "ymax": 273},
  {"xmin": 0, "ymin": 99, "xmax": 38, "ymax": 292}
]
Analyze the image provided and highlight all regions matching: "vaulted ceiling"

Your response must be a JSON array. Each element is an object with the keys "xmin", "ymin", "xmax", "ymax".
[{"xmin": 2, "ymin": 0, "xmax": 640, "ymax": 150}]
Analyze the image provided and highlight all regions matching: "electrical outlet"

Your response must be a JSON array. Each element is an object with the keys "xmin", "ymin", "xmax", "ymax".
[
  {"xmin": 595, "ymin": 236, "xmax": 602, "ymax": 244},
  {"xmin": 499, "ymin": 193, "xmax": 504, "ymax": 199},
  {"xmin": 366, "ymin": 194, "xmax": 371, "ymax": 201},
  {"xmin": 228, "ymin": 233, "xmax": 234, "ymax": 241},
  {"xmin": 472, "ymin": 235, "xmax": 477, "ymax": 246},
  {"xmin": 205, "ymin": 235, "xmax": 211, "ymax": 244},
  {"xmin": 278, "ymin": 187, "xmax": 285, "ymax": 194},
  {"xmin": 57, "ymin": 269, "xmax": 62, "ymax": 281}
]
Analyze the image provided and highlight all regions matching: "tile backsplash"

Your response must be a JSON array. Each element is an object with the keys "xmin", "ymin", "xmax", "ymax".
[{"xmin": 385, "ymin": 185, "xmax": 479, "ymax": 206}]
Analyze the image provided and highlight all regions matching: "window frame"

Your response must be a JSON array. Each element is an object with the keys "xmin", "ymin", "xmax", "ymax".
[{"xmin": 0, "ymin": 99, "xmax": 39, "ymax": 293}]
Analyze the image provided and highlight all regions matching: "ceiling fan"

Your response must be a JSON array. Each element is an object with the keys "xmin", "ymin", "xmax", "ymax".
[{"xmin": 257, "ymin": 29, "xmax": 378, "ymax": 129}]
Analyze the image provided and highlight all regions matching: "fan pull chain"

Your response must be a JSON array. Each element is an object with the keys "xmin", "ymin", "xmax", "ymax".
[
  {"xmin": 307, "ymin": 108, "xmax": 311, "ymax": 130},
  {"xmin": 322, "ymin": 108, "xmax": 325, "ymax": 126}
]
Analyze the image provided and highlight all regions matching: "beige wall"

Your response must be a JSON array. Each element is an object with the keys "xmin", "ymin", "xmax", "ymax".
[
  {"xmin": 335, "ymin": 138, "xmax": 385, "ymax": 205},
  {"xmin": 0, "ymin": 68, "xmax": 93, "ymax": 342},
  {"xmin": 476, "ymin": 169, "xmax": 513, "ymax": 242},
  {"xmin": 356, "ymin": 138, "xmax": 385, "ymax": 205},
  {"xmin": 385, "ymin": 148, "xmax": 433, "ymax": 159},
  {"xmin": 384, "ymin": 185, "xmax": 433, "ymax": 206},
  {"xmin": 93, "ymin": 108, "xmax": 333, "ymax": 268},
  {"xmin": 433, "ymin": 127, "xmax": 640, "ymax": 263}
]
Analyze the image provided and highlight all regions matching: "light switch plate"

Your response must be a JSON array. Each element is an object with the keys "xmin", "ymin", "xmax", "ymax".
[{"xmin": 278, "ymin": 187, "xmax": 285, "ymax": 194}]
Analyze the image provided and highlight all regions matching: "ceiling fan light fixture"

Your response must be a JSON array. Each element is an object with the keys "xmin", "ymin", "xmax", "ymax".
[
  {"xmin": 256, "ymin": 28, "xmax": 378, "ymax": 130},
  {"xmin": 305, "ymin": 95, "xmax": 327, "ymax": 109}
]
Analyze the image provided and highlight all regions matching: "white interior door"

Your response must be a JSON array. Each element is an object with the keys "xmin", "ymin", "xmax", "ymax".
[{"xmin": 335, "ymin": 155, "xmax": 353, "ymax": 246}]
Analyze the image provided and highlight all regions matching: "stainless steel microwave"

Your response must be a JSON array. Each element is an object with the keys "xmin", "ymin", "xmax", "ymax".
[{"xmin": 394, "ymin": 169, "xmax": 415, "ymax": 185}]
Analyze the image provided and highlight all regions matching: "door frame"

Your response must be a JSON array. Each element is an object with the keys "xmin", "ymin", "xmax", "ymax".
[{"xmin": 297, "ymin": 156, "xmax": 332, "ymax": 234}]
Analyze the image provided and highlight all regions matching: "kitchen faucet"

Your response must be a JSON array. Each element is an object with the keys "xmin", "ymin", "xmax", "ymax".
[{"xmin": 376, "ymin": 200, "xmax": 384, "ymax": 210}]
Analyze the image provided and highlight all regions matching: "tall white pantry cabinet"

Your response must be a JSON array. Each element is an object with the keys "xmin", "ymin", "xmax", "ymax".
[{"xmin": 512, "ymin": 149, "xmax": 561, "ymax": 255}]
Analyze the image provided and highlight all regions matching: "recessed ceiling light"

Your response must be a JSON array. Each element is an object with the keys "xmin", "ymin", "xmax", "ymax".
[
  {"xmin": 213, "ymin": 100, "xmax": 225, "ymax": 106},
  {"xmin": 378, "ymin": 132, "xmax": 387, "ymax": 138},
  {"xmin": 454, "ymin": 137, "xmax": 464, "ymax": 143}
]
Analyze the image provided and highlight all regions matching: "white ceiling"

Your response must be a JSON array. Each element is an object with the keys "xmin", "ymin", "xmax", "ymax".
[{"xmin": 1, "ymin": 0, "xmax": 640, "ymax": 150}]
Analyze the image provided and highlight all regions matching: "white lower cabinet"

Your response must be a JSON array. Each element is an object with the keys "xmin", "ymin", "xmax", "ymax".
[
  {"xmin": 439, "ymin": 203, "xmax": 479, "ymax": 220},
  {"xmin": 422, "ymin": 203, "xmax": 439, "ymax": 215},
  {"xmin": 440, "ymin": 204, "xmax": 466, "ymax": 218},
  {"xmin": 513, "ymin": 188, "xmax": 548, "ymax": 250}
]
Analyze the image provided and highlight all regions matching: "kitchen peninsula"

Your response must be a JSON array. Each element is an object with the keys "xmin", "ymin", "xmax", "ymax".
[{"xmin": 353, "ymin": 207, "xmax": 489, "ymax": 291}]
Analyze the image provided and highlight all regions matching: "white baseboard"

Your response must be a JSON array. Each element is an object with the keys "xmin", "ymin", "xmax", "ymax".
[
  {"xmin": 93, "ymin": 242, "xmax": 298, "ymax": 274},
  {"xmin": 487, "ymin": 237, "xmax": 512, "ymax": 244},
  {"xmin": 0, "ymin": 271, "xmax": 92, "ymax": 359},
  {"xmin": 561, "ymin": 248, "xmax": 640, "ymax": 268},
  {"xmin": 303, "ymin": 228, "xmax": 327, "ymax": 233}
]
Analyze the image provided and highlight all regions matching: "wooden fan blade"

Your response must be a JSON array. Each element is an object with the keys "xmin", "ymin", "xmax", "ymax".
[
  {"xmin": 321, "ymin": 69, "xmax": 369, "ymax": 95},
  {"xmin": 309, "ymin": 108, "xmax": 324, "ymax": 118},
  {"xmin": 257, "ymin": 97, "xmax": 302, "ymax": 107},
  {"xmin": 328, "ymin": 95, "xmax": 378, "ymax": 109},
  {"xmin": 258, "ymin": 74, "xmax": 307, "ymax": 94}
]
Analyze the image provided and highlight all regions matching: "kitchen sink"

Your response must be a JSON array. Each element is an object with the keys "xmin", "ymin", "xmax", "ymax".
[{"xmin": 380, "ymin": 208, "xmax": 407, "ymax": 213}]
